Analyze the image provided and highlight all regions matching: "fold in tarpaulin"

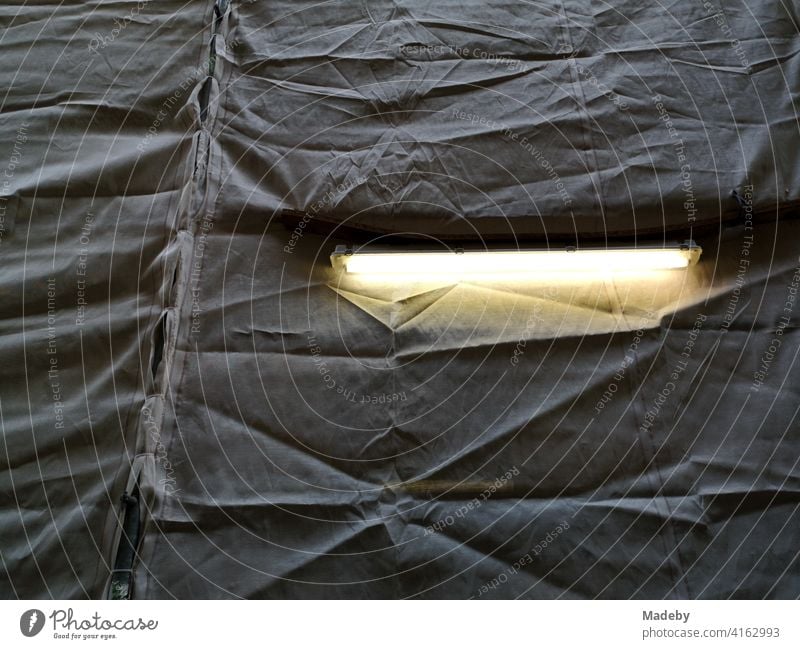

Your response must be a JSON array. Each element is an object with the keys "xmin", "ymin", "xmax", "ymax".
[
  {"xmin": 221, "ymin": 0, "xmax": 800, "ymax": 238},
  {"xmin": 0, "ymin": 0, "xmax": 799, "ymax": 599}
]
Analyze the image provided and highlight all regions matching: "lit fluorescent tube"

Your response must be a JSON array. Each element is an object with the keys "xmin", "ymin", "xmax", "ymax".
[{"xmin": 330, "ymin": 242, "xmax": 701, "ymax": 277}]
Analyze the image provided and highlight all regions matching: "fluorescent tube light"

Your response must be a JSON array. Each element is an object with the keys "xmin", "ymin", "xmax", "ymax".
[{"xmin": 330, "ymin": 242, "xmax": 701, "ymax": 277}]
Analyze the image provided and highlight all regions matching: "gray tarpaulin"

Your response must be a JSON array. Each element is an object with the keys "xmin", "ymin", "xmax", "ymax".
[{"xmin": 1, "ymin": 0, "xmax": 798, "ymax": 599}]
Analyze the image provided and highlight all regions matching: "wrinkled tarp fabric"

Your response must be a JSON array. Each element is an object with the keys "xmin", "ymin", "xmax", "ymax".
[
  {"xmin": 1, "ymin": 0, "xmax": 799, "ymax": 599},
  {"xmin": 222, "ymin": 0, "xmax": 799, "ymax": 237},
  {"xmin": 0, "ymin": 1, "xmax": 212, "ymax": 598}
]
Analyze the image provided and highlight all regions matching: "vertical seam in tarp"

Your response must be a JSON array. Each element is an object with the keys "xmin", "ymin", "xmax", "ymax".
[{"xmin": 103, "ymin": 0, "xmax": 224, "ymax": 600}]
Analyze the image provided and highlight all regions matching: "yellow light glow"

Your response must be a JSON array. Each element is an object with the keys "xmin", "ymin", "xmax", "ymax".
[{"xmin": 332, "ymin": 245, "xmax": 700, "ymax": 277}]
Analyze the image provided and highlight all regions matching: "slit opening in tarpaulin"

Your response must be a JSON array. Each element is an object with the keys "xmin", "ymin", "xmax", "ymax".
[
  {"xmin": 149, "ymin": 312, "xmax": 167, "ymax": 388},
  {"xmin": 198, "ymin": 76, "xmax": 214, "ymax": 124}
]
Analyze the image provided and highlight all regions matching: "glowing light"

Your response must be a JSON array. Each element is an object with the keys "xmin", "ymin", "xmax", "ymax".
[{"xmin": 331, "ymin": 243, "xmax": 701, "ymax": 278}]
